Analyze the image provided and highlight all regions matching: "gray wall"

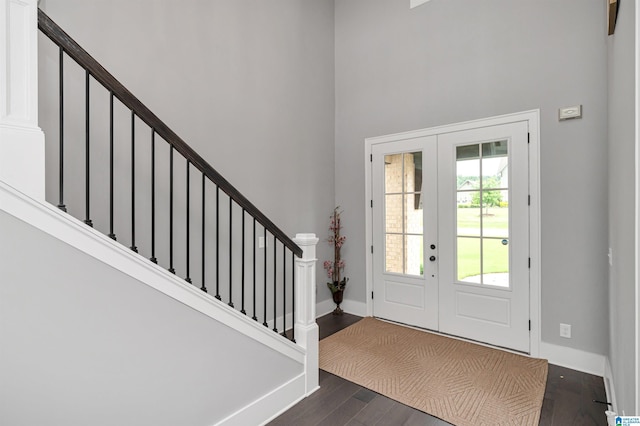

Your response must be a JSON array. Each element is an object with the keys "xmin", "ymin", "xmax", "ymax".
[
  {"xmin": 0, "ymin": 210, "xmax": 303, "ymax": 426},
  {"xmin": 38, "ymin": 0, "xmax": 336, "ymax": 307},
  {"xmin": 607, "ymin": 0, "xmax": 637, "ymax": 414},
  {"xmin": 335, "ymin": 0, "xmax": 609, "ymax": 354}
]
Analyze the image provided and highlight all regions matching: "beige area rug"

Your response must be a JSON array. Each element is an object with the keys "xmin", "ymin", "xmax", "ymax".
[{"xmin": 319, "ymin": 317, "xmax": 548, "ymax": 426}]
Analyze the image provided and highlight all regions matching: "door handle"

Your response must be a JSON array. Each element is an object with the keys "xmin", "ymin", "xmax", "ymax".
[
  {"xmin": 429, "ymin": 255, "xmax": 436, "ymax": 262},
  {"xmin": 430, "ymin": 244, "xmax": 436, "ymax": 250}
]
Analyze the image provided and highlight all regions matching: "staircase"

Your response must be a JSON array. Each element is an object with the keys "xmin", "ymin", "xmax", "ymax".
[{"xmin": 0, "ymin": 2, "xmax": 319, "ymax": 425}]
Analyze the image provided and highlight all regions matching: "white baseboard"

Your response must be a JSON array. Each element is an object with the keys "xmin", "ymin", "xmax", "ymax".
[
  {"xmin": 214, "ymin": 373, "xmax": 306, "ymax": 426},
  {"xmin": 604, "ymin": 356, "xmax": 618, "ymax": 414},
  {"xmin": 316, "ymin": 298, "xmax": 368, "ymax": 318},
  {"xmin": 539, "ymin": 341, "xmax": 605, "ymax": 376}
]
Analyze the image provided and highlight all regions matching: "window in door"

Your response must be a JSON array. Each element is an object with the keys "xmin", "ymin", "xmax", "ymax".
[
  {"xmin": 455, "ymin": 141, "xmax": 509, "ymax": 287},
  {"xmin": 384, "ymin": 152, "xmax": 423, "ymax": 276}
]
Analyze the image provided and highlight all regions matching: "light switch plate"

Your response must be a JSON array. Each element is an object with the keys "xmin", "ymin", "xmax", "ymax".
[{"xmin": 559, "ymin": 105, "xmax": 582, "ymax": 121}]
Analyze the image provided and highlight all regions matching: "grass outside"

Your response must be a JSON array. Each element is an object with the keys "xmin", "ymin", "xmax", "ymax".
[
  {"xmin": 457, "ymin": 206, "xmax": 509, "ymax": 279},
  {"xmin": 457, "ymin": 206, "xmax": 508, "ymax": 230},
  {"xmin": 457, "ymin": 237, "xmax": 508, "ymax": 280}
]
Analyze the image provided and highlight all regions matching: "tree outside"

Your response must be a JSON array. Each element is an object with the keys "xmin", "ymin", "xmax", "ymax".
[{"xmin": 470, "ymin": 176, "xmax": 503, "ymax": 215}]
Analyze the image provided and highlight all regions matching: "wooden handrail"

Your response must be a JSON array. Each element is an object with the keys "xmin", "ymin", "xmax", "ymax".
[{"xmin": 38, "ymin": 9, "xmax": 302, "ymax": 257}]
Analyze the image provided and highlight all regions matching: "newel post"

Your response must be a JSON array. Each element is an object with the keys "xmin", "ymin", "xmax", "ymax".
[
  {"xmin": 0, "ymin": 0, "xmax": 45, "ymax": 199},
  {"xmin": 293, "ymin": 233, "xmax": 320, "ymax": 396}
]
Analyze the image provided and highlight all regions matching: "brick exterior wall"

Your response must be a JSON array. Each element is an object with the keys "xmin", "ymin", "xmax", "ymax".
[{"xmin": 384, "ymin": 153, "xmax": 423, "ymax": 275}]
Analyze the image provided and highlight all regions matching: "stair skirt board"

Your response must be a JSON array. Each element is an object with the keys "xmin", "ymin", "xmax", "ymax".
[
  {"xmin": 215, "ymin": 373, "xmax": 308, "ymax": 426},
  {"xmin": 0, "ymin": 181, "xmax": 305, "ymax": 363}
]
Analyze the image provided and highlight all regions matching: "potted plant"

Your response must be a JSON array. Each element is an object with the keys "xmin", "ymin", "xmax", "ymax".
[{"xmin": 323, "ymin": 207, "xmax": 348, "ymax": 315}]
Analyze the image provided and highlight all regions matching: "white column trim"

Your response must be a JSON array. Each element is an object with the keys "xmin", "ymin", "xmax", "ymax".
[
  {"xmin": 0, "ymin": 0, "xmax": 45, "ymax": 199},
  {"xmin": 293, "ymin": 233, "xmax": 320, "ymax": 396}
]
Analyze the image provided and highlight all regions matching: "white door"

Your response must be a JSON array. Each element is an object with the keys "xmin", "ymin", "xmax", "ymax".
[
  {"xmin": 372, "ymin": 137, "xmax": 438, "ymax": 330},
  {"xmin": 372, "ymin": 121, "xmax": 530, "ymax": 353}
]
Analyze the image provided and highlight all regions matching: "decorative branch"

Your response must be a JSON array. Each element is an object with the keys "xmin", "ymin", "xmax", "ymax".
[{"xmin": 323, "ymin": 207, "xmax": 348, "ymax": 293}]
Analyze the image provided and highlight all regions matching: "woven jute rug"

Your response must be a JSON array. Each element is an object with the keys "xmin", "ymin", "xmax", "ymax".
[{"xmin": 319, "ymin": 317, "xmax": 548, "ymax": 426}]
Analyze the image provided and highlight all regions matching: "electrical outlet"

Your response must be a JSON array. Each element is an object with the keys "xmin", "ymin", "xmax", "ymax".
[
  {"xmin": 560, "ymin": 323, "xmax": 572, "ymax": 339},
  {"xmin": 608, "ymin": 247, "xmax": 613, "ymax": 266},
  {"xmin": 258, "ymin": 236, "xmax": 266, "ymax": 248}
]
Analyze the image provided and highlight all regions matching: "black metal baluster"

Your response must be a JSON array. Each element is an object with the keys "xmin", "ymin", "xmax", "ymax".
[
  {"xmin": 252, "ymin": 219, "xmax": 258, "ymax": 322},
  {"xmin": 292, "ymin": 251, "xmax": 296, "ymax": 343},
  {"xmin": 150, "ymin": 131, "xmax": 157, "ymax": 263},
  {"xmin": 108, "ymin": 92, "xmax": 116, "ymax": 240},
  {"xmin": 215, "ymin": 186, "xmax": 221, "ymax": 300},
  {"xmin": 168, "ymin": 146, "xmax": 175, "ymax": 274},
  {"xmin": 228, "ymin": 197, "xmax": 234, "ymax": 308},
  {"xmin": 241, "ymin": 210, "xmax": 246, "ymax": 315},
  {"xmin": 201, "ymin": 173, "xmax": 207, "ymax": 293},
  {"xmin": 282, "ymin": 244, "xmax": 286, "ymax": 337},
  {"xmin": 263, "ymin": 227, "xmax": 268, "ymax": 328},
  {"xmin": 273, "ymin": 236, "xmax": 278, "ymax": 333},
  {"xmin": 57, "ymin": 47, "xmax": 66, "ymax": 212},
  {"xmin": 130, "ymin": 112, "xmax": 137, "ymax": 252},
  {"xmin": 185, "ymin": 161, "xmax": 191, "ymax": 283},
  {"xmin": 84, "ymin": 70, "xmax": 92, "ymax": 227}
]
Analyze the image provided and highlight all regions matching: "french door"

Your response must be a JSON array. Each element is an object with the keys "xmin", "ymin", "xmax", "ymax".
[{"xmin": 372, "ymin": 121, "xmax": 530, "ymax": 353}]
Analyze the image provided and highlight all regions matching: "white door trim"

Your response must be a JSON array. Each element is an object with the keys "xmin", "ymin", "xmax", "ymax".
[{"xmin": 364, "ymin": 109, "xmax": 541, "ymax": 357}]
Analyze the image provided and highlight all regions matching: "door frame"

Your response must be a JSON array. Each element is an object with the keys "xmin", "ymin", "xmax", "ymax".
[{"xmin": 364, "ymin": 109, "xmax": 541, "ymax": 357}]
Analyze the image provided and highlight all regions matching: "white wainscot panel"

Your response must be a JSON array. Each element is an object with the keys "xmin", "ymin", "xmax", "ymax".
[
  {"xmin": 456, "ymin": 291, "xmax": 510, "ymax": 325},
  {"xmin": 385, "ymin": 280, "xmax": 424, "ymax": 308}
]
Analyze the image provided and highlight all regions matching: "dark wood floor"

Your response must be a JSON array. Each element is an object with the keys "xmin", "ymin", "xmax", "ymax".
[{"xmin": 270, "ymin": 313, "xmax": 608, "ymax": 426}]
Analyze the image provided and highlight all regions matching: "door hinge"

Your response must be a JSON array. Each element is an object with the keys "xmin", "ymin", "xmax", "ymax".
[
  {"xmin": 528, "ymin": 258, "xmax": 531, "ymax": 268},
  {"xmin": 528, "ymin": 195, "xmax": 531, "ymax": 205},
  {"xmin": 371, "ymin": 291, "xmax": 374, "ymax": 299},
  {"xmin": 370, "ymin": 154, "xmax": 373, "ymax": 162},
  {"xmin": 371, "ymin": 199, "xmax": 373, "ymax": 208},
  {"xmin": 371, "ymin": 245, "xmax": 374, "ymax": 254},
  {"xmin": 527, "ymin": 133, "xmax": 530, "ymax": 144},
  {"xmin": 529, "ymin": 320, "xmax": 531, "ymax": 331}
]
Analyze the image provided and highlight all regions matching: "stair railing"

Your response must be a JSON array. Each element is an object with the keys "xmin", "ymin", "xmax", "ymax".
[{"xmin": 38, "ymin": 9, "xmax": 303, "ymax": 342}]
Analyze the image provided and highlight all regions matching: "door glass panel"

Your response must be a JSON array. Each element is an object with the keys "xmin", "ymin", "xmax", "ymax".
[
  {"xmin": 455, "ymin": 141, "xmax": 510, "ymax": 287},
  {"xmin": 404, "ymin": 152, "xmax": 423, "ymax": 193},
  {"xmin": 482, "ymin": 140, "xmax": 508, "ymax": 158},
  {"xmin": 456, "ymin": 150, "xmax": 480, "ymax": 192},
  {"xmin": 456, "ymin": 144, "xmax": 480, "ymax": 160},
  {"xmin": 405, "ymin": 193, "xmax": 423, "ymax": 234},
  {"xmin": 482, "ymin": 238, "xmax": 509, "ymax": 287},
  {"xmin": 385, "ymin": 195, "xmax": 403, "ymax": 233},
  {"xmin": 384, "ymin": 151, "xmax": 423, "ymax": 276},
  {"xmin": 405, "ymin": 235, "xmax": 424, "ymax": 275},
  {"xmin": 483, "ymin": 190, "xmax": 509, "ymax": 238},
  {"xmin": 457, "ymin": 192, "xmax": 481, "ymax": 236},
  {"xmin": 385, "ymin": 234, "xmax": 403, "ymax": 274},
  {"xmin": 482, "ymin": 146, "xmax": 508, "ymax": 190},
  {"xmin": 457, "ymin": 237, "xmax": 481, "ymax": 283},
  {"xmin": 384, "ymin": 154, "xmax": 403, "ymax": 193}
]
